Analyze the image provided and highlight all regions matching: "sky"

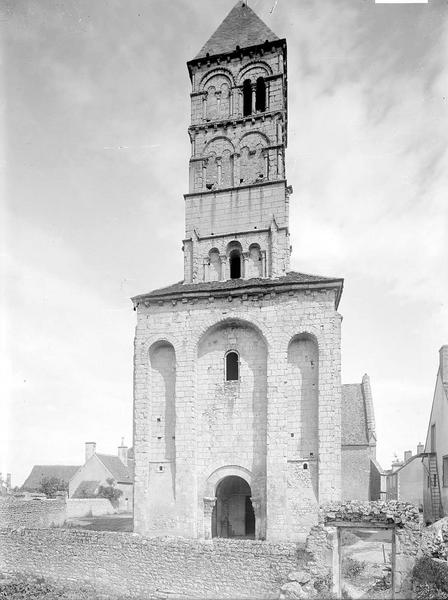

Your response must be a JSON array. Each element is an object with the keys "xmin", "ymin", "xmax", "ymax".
[{"xmin": 2, "ymin": 0, "xmax": 447, "ymax": 487}]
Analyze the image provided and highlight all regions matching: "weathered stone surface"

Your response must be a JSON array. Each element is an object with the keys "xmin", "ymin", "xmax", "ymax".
[
  {"xmin": 0, "ymin": 529, "xmax": 307, "ymax": 600},
  {"xmin": 287, "ymin": 571, "xmax": 310, "ymax": 584},
  {"xmin": 280, "ymin": 581, "xmax": 306, "ymax": 599}
]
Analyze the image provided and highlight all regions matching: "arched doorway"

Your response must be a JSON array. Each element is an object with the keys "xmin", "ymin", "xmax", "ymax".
[{"xmin": 211, "ymin": 476, "xmax": 255, "ymax": 539}]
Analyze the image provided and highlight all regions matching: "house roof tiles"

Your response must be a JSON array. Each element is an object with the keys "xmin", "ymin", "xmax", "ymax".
[{"xmin": 22, "ymin": 465, "xmax": 80, "ymax": 490}]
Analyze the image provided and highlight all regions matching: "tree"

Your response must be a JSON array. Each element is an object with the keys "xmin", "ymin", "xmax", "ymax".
[
  {"xmin": 97, "ymin": 478, "xmax": 122, "ymax": 508},
  {"xmin": 38, "ymin": 477, "xmax": 68, "ymax": 498}
]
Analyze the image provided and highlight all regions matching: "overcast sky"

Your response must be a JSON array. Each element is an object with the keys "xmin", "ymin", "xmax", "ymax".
[{"xmin": 2, "ymin": 0, "xmax": 447, "ymax": 487}]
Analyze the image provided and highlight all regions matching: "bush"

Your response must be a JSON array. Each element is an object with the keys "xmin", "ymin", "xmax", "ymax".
[
  {"xmin": 97, "ymin": 478, "xmax": 122, "ymax": 509},
  {"xmin": 342, "ymin": 556, "xmax": 366, "ymax": 579},
  {"xmin": 38, "ymin": 477, "xmax": 68, "ymax": 499},
  {"xmin": 424, "ymin": 524, "xmax": 448, "ymax": 560},
  {"xmin": 413, "ymin": 556, "xmax": 448, "ymax": 600}
]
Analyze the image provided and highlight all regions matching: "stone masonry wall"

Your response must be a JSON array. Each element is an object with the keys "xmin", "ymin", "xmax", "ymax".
[
  {"xmin": 133, "ymin": 287, "xmax": 342, "ymax": 541},
  {"xmin": 0, "ymin": 497, "xmax": 66, "ymax": 529},
  {"xmin": 0, "ymin": 529, "xmax": 307, "ymax": 600}
]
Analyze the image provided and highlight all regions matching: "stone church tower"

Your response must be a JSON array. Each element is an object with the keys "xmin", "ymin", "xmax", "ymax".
[{"xmin": 132, "ymin": 1, "xmax": 344, "ymax": 542}]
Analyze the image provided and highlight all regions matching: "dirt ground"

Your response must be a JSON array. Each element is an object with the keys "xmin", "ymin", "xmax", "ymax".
[{"xmin": 341, "ymin": 529, "xmax": 393, "ymax": 600}]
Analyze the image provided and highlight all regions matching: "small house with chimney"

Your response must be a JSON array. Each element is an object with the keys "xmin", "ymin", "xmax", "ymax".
[
  {"xmin": 385, "ymin": 444, "xmax": 425, "ymax": 510},
  {"xmin": 68, "ymin": 441, "xmax": 134, "ymax": 512}
]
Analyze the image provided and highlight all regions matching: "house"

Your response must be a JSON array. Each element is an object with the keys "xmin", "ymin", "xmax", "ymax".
[
  {"xmin": 385, "ymin": 444, "xmax": 425, "ymax": 509},
  {"xmin": 341, "ymin": 375, "xmax": 383, "ymax": 501},
  {"xmin": 68, "ymin": 441, "xmax": 134, "ymax": 512},
  {"xmin": 131, "ymin": 1, "xmax": 381, "ymax": 542},
  {"xmin": 422, "ymin": 345, "xmax": 448, "ymax": 523},
  {"xmin": 22, "ymin": 465, "xmax": 80, "ymax": 491}
]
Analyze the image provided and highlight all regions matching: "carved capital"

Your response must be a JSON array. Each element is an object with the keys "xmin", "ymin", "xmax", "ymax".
[{"xmin": 203, "ymin": 496, "xmax": 216, "ymax": 516}]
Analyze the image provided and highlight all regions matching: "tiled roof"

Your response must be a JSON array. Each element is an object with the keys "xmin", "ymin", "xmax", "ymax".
[
  {"xmin": 96, "ymin": 454, "xmax": 133, "ymax": 484},
  {"xmin": 132, "ymin": 271, "xmax": 343, "ymax": 303},
  {"xmin": 22, "ymin": 465, "xmax": 80, "ymax": 490},
  {"xmin": 72, "ymin": 480, "xmax": 100, "ymax": 498},
  {"xmin": 194, "ymin": 1, "xmax": 279, "ymax": 61},
  {"xmin": 341, "ymin": 384, "xmax": 369, "ymax": 446}
]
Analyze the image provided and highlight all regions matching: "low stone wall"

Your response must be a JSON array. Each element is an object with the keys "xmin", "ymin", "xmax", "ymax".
[
  {"xmin": 0, "ymin": 528, "xmax": 306, "ymax": 599},
  {"xmin": 66, "ymin": 498, "xmax": 115, "ymax": 518},
  {"xmin": 0, "ymin": 497, "xmax": 66, "ymax": 529}
]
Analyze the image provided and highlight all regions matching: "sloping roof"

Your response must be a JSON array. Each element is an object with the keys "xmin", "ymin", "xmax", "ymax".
[
  {"xmin": 72, "ymin": 480, "xmax": 100, "ymax": 498},
  {"xmin": 341, "ymin": 384, "xmax": 369, "ymax": 445},
  {"xmin": 132, "ymin": 271, "xmax": 343, "ymax": 303},
  {"xmin": 194, "ymin": 1, "xmax": 279, "ymax": 61},
  {"xmin": 96, "ymin": 454, "xmax": 133, "ymax": 484},
  {"xmin": 22, "ymin": 465, "xmax": 80, "ymax": 490}
]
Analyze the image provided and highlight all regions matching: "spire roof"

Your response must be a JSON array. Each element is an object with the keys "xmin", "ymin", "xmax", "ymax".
[{"xmin": 194, "ymin": 1, "xmax": 279, "ymax": 61}]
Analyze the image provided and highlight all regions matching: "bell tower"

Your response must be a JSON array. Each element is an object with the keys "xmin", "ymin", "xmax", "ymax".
[
  {"xmin": 184, "ymin": 1, "xmax": 291, "ymax": 284},
  {"xmin": 132, "ymin": 0, "xmax": 344, "ymax": 542}
]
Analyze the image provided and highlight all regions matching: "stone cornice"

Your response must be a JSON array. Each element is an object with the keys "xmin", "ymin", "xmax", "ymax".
[
  {"xmin": 132, "ymin": 278, "xmax": 343, "ymax": 311},
  {"xmin": 184, "ymin": 178, "xmax": 288, "ymax": 199}
]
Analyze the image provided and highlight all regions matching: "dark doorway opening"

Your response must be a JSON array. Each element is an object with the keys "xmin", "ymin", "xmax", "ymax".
[
  {"xmin": 211, "ymin": 476, "xmax": 255, "ymax": 539},
  {"xmin": 243, "ymin": 79, "xmax": 252, "ymax": 116},
  {"xmin": 255, "ymin": 77, "xmax": 266, "ymax": 112},
  {"xmin": 229, "ymin": 250, "xmax": 241, "ymax": 279}
]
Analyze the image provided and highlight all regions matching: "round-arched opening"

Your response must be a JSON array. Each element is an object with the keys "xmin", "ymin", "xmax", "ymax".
[
  {"xmin": 212, "ymin": 476, "xmax": 255, "ymax": 539},
  {"xmin": 229, "ymin": 250, "xmax": 241, "ymax": 279},
  {"xmin": 242, "ymin": 79, "xmax": 252, "ymax": 116},
  {"xmin": 255, "ymin": 77, "xmax": 266, "ymax": 112},
  {"xmin": 225, "ymin": 350, "xmax": 239, "ymax": 381}
]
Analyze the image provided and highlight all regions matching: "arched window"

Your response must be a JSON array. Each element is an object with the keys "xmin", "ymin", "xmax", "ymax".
[
  {"xmin": 243, "ymin": 79, "xmax": 252, "ymax": 116},
  {"xmin": 229, "ymin": 250, "xmax": 241, "ymax": 279},
  {"xmin": 255, "ymin": 77, "xmax": 266, "ymax": 112},
  {"xmin": 225, "ymin": 351, "xmax": 239, "ymax": 381}
]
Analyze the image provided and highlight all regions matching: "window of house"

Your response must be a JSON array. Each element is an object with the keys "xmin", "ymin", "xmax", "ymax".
[
  {"xmin": 443, "ymin": 456, "xmax": 448, "ymax": 487},
  {"xmin": 243, "ymin": 79, "xmax": 252, "ymax": 116},
  {"xmin": 225, "ymin": 351, "xmax": 239, "ymax": 381},
  {"xmin": 255, "ymin": 77, "xmax": 266, "ymax": 112},
  {"xmin": 229, "ymin": 250, "xmax": 241, "ymax": 279}
]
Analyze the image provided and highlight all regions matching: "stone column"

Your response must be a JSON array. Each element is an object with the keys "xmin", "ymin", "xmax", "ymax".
[
  {"xmin": 242, "ymin": 251, "xmax": 249, "ymax": 278},
  {"xmin": 261, "ymin": 250, "xmax": 267, "ymax": 277},
  {"xmin": 203, "ymin": 497, "xmax": 216, "ymax": 540},
  {"xmin": 251, "ymin": 84, "xmax": 256, "ymax": 113},
  {"xmin": 265, "ymin": 81, "xmax": 270, "ymax": 111},
  {"xmin": 175, "ymin": 348, "xmax": 198, "ymax": 537},
  {"xmin": 318, "ymin": 313, "xmax": 342, "ymax": 502},
  {"xmin": 266, "ymin": 343, "xmax": 289, "ymax": 541},
  {"xmin": 251, "ymin": 497, "xmax": 263, "ymax": 540},
  {"xmin": 221, "ymin": 255, "xmax": 228, "ymax": 280},
  {"xmin": 202, "ymin": 94, "xmax": 207, "ymax": 120}
]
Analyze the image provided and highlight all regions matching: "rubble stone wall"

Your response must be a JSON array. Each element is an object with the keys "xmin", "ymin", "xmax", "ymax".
[
  {"xmin": 0, "ymin": 497, "xmax": 66, "ymax": 529},
  {"xmin": 0, "ymin": 528, "xmax": 306, "ymax": 599}
]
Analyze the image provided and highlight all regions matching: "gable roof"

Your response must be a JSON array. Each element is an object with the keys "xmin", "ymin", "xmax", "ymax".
[
  {"xmin": 22, "ymin": 465, "xmax": 80, "ymax": 490},
  {"xmin": 132, "ymin": 271, "xmax": 344, "ymax": 308},
  {"xmin": 194, "ymin": 1, "xmax": 279, "ymax": 61},
  {"xmin": 96, "ymin": 454, "xmax": 133, "ymax": 484}
]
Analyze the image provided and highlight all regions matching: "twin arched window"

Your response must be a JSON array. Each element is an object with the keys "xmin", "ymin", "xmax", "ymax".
[
  {"xmin": 243, "ymin": 77, "xmax": 266, "ymax": 117},
  {"xmin": 225, "ymin": 351, "xmax": 239, "ymax": 381}
]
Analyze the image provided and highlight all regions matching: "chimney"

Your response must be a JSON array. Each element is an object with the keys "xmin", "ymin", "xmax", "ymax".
[
  {"xmin": 404, "ymin": 450, "xmax": 412, "ymax": 463},
  {"xmin": 85, "ymin": 442, "xmax": 96, "ymax": 463},
  {"xmin": 118, "ymin": 437, "xmax": 128, "ymax": 466},
  {"xmin": 417, "ymin": 442, "xmax": 424, "ymax": 455},
  {"xmin": 440, "ymin": 345, "xmax": 448, "ymax": 385}
]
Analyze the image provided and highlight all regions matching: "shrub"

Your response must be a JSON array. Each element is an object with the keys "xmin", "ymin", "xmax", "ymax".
[
  {"xmin": 38, "ymin": 477, "xmax": 68, "ymax": 499},
  {"xmin": 342, "ymin": 556, "xmax": 366, "ymax": 580},
  {"xmin": 413, "ymin": 556, "xmax": 448, "ymax": 600},
  {"xmin": 97, "ymin": 478, "xmax": 122, "ymax": 509},
  {"xmin": 424, "ymin": 524, "xmax": 448, "ymax": 560}
]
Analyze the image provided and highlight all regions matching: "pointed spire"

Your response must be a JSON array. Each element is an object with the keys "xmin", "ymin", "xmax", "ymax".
[{"xmin": 194, "ymin": 1, "xmax": 279, "ymax": 61}]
